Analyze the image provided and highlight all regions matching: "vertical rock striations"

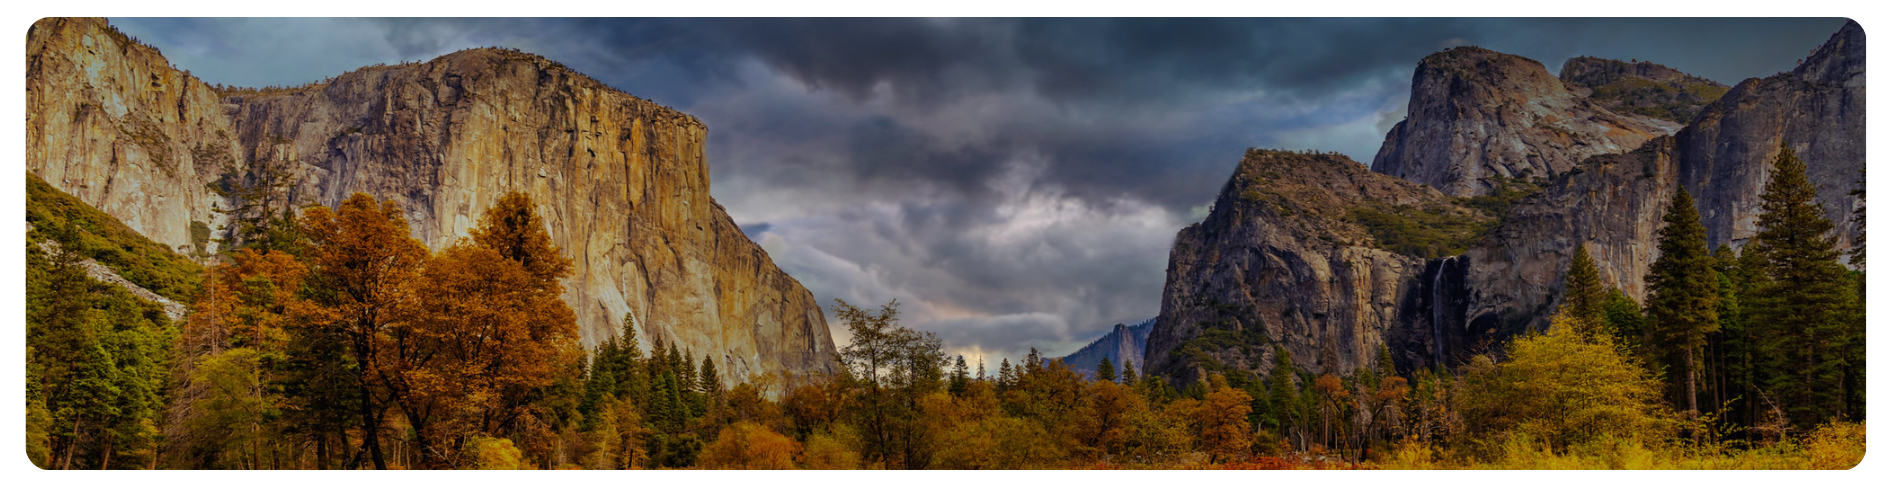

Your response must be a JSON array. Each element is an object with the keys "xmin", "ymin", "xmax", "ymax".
[
  {"xmin": 1460, "ymin": 20, "xmax": 1865, "ymax": 337},
  {"xmin": 1153, "ymin": 21, "xmax": 1862, "ymax": 381},
  {"xmin": 1674, "ymin": 20, "xmax": 1865, "ymax": 253},
  {"xmin": 1144, "ymin": 150, "xmax": 1491, "ymax": 383},
  {"xmin": 1371, "ymin": 47, "xmax": 1681, "ymax": 197},
  {"xmin": 1055, "ymin": 318, "xmax": 1154, "ymax": 379},
  {"xmin": 25, "ymin": 17, "xmax": 839, "ymax": 383}
]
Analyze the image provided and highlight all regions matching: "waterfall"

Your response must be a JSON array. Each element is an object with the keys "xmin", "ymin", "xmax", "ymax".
[{"xmin": 1431, "ymin": 257, "xmax": 1453, "ymax": 369}]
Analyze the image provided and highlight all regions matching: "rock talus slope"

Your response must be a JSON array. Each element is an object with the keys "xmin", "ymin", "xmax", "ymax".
[{"xmin": 26, "ymin": 17, "xmax": 839, "ymax": 382}]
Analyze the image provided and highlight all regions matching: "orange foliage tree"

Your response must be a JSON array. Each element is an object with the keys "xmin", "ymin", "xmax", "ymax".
[
  {"xmin": 701, "ymin": 422, "xmax": 801, "ymax": 469},
  {"xmin": 299, "ymin": 193, "xmax": 428, "ymax": 470}
]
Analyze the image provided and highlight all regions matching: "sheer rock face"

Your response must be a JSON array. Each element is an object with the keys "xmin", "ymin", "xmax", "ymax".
[
  {"xmin": 1144, "ymin": 150, "xmax": 1482, "ymax": 383},
  {"xmin": 1372, "ymin": 46, "xmax": 1681, "ymax": 197},
  {"xmin": 1676, "ymin": 20, "xmax": 1865, "ymax": 254},
  {"xmin": 1153, "ymin": 23, "xmax": 1863, "ymax": 380},
  {"xmin": 1460, "ymin": 140, "xmax": 1682, "ymax": 339},
  {"xmin": 26, "ymin": 17, "xmax": 838, "ymax": 383},
  {"xmin": 1460, "ymin": 21, "xmax": 1866, "ymax": 337},
  {"xmin": 1056, "ymin": 318, "xmax": 1154, "ymax": 379}
]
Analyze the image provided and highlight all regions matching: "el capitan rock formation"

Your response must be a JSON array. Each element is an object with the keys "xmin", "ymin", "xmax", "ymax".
[{"xmin": 26, "ymin": 17, "xmax": 838, "ymax": 383}]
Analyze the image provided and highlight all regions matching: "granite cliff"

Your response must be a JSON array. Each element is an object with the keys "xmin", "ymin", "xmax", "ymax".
[
  {"xmin": 26, "ymin": 17, "xmax": 839, "ymax": 383},
  {"xmin": 1460, "ymin": 20, "xmax": 1866, "ymax": 337},
  {"xmin": 1150, "ymin": 21, "xmax": 1863, "ymax": 381},
  {"xmin": 1056, "ymin": 318, "xmax": 1154, "ymax": 379},
  {"xmin": 1371, "ymin": 46, "xmax": 1681, "ymax": 197},
  {"xmin": 1144, "ymin": 150, "xmax": 1494, "ymax": 381}
]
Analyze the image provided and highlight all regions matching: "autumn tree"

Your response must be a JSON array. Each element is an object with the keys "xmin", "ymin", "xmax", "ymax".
[
  {"xmin": 298, "ymin": 193, "xmax": 428, "ymax": 469},
  {"xmin": 833, "ymin": 299, "xmax": 946, "ymax": 469},
  {"xmin": 165, "ymin": 248, "xmax": 309, "ymax": 469},
  {"xmin": 1459, "ymin": 313, "xmax": 1672, "ymax": 454},
  {"xmin": 1195, "ymin": 375, "xmax": 1254, "ymax": 463},
  {"xmin": 701, "ymin": 422, "xmax": 800, "ymax": 469},
  {"xmin": 1644, "ymin": 187, "xmax": 1720, "ymax": 416}
]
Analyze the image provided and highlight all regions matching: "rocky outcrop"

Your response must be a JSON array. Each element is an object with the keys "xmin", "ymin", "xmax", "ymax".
[
  {"xmin": 1154, "ymin": 22, "xmax": 1864, "ymax": 381},
  {"xmin": 1559, "ymin": 56, "xmax": 1730, "ymax": 124},
  {"xmin": 1056, "ymin": 318, "xmax": 1154, "ymax": 379},
  {"xmin": 1458, "ymin": 141, "xmax": 1682, "ymax": 340},
  {"xmin": 26, "ymin": 17, "xmax": 839, "ymax": 383},
  {"xmin": 1458, "ymin": 21, "xmax": 1866, "ymax": 335},
  {"xmin": 1676, "ymin": 20, "xmax": 1865, "ymax": 254},
  {"xmin": 1372, "ymin": 47, "xmax": 1681, "ymax": 197},
  {"xmin": 1145, "ymin": 150, "xmax": 1492, "ymax": 383}
]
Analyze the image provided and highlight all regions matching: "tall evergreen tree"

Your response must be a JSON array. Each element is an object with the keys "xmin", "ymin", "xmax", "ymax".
[
  {"xmin": 699, "ymin": 355, "xmax": 721, "ymax": 396},
  {"xmin": 1120, "ymin": 361, "xmax": 1138, "ymax": 390},
  {"xmin": 1748, "ymin": 146, "xmax": 1854, "ymax": 425},
  {"xmin": 1097, "ymin": 357, "xmax": 1118, "ymax": 383},
  {"xmin": 949, "ymin": 355, "xmax": 970, "ymax": 395},
  {"xmin": 1267, "ymin": 345, "xmax": 1298, "ymax": 434},
  {"xmin": 1849, "ymin": 170, "xmax": 1864, "ymax": 269},
  {"xmin": 1562, "ymin": 243, "xmax": 1607, "ymax": 339},
  {"xmin": 212, "ymin": 156, "xmax": 303, "ymax": 255},
  {"xmin": 1644, "ymin": 187, "xmax": 1719, "ymax": 416}
]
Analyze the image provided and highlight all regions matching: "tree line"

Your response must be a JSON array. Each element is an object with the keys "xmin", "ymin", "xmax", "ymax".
[{"xmin": 22, "ymin": 145, "xmax": 1863, "ymax": 469}]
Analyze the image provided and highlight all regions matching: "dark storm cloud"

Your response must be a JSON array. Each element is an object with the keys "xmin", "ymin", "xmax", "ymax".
[{"xmin": 112, "ymin": 17, "xmax": 1849, "ymax": 363}]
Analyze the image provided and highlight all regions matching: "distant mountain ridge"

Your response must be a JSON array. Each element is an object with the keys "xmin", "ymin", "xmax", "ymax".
[{"xmin": 1057, "ymin": 318, "xmax": 1154, "ymax": 378}]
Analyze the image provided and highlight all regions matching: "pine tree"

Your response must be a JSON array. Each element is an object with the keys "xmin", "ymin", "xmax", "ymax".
[
  {"xmin": 1375, "ymin": 344, "xmax": 1397, "ymax": 381},
  {"xmin": 1562, "ymin": 243, "xmax": 1607, "ymax": 339},
  {"xmin": 1644, "ymin": 187, "xmax": 1719, "ymax": 416},
  {"xmin": 1848, "ymin": 169, "xmax": 1864, "ymax": 269},
  {"xmin": 674, "ymin": 347, "xmax": 695, "ymax": 393},
  {"xmin": 949, "ymin": 355, "xmax": 970, "ymax": 395},
  {"xmin": 976, "ymin": 356, "xmax": 987, "ymax": 381},
  {"xmin": 1267, "ymin": 345, "xmax": 1298, "ymax": 434},
  {"xmin": 1120, "ymin": 361, "xmax": 1138, "ymax": 390},
  {"xmin": 1748, "ymin": 146, "xmax": 1853, "ymax": 425},
  {"xmin": 998, "ymin": 359, "xmax": 1016, "ymax": 390},
  {"xmin": 212, "ymin": 156, "xmax": 302, "ymax": 255},
  {"xmin": 699, "ymin": 355, "xmax": 721, "ymax": 395},
  {"xmin": 1097, "ymin": 357, "xmax": 1118, "ymax": 383}
]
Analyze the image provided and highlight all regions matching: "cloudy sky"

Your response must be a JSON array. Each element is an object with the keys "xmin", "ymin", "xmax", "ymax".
[{"xmin": 114, "ymin": 17, "xmax": 1847, "ymax": 364}]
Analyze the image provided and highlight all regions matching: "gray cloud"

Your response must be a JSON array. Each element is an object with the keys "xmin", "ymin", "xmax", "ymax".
[{"xmin": 112, "ymin": 17, "xmax": 1848, "ymax": 364}]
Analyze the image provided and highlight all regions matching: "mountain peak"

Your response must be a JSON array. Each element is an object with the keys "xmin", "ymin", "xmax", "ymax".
[
  {"xmin": 1557, "ymin": 56, "xmax": 1730, "ymax": 124},
  {"xmin": 1372, "ymin": 47, "xmax": 1679, "ymax": 197}
]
